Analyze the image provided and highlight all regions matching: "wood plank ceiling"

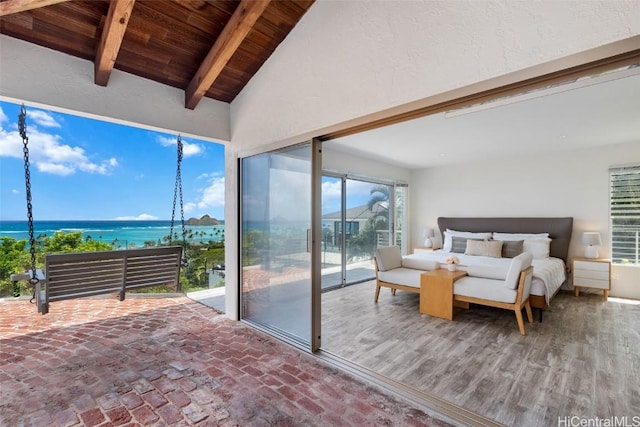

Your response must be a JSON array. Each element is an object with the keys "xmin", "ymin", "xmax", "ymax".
[{"xmin": 0, "ymin": 0, "xmax": 315, "ymax": 109}]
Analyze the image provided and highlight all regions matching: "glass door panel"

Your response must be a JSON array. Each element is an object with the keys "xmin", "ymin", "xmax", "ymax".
[
  {"xmin": 241, "ymin": 145, "xmax": 311, "ymax": 344},
  {"xmin": 345, "ymin": 180, "xmax": 391, "ymax": 284},
  {"xmin": 321, "ymin": 176, "xmax": 396, "ymax": 289},
  {"xmin": 321, "ymin": 175, "xmax": 343, "ymax": 289}
]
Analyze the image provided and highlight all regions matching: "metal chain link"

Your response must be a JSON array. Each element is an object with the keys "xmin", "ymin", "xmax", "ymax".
[
  {"xmin": 18, "ymin": 104, "xmax": 40, "ymax": 292},
  {"xmin": 169, "ymin": 136, "xmax": 188, "ymax": 267}
]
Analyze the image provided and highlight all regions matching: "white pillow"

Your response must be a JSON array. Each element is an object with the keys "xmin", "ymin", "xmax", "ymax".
[
  {"xmin": 443, "ymin": 229, "xmax": 492, "ymax": 252},
  {"xmin": 523, "ymin": 238, "xmax": 552, "ymax": 259},
  {"xmin": 492, "ymin": 232, "xmax": 549, "ymax": 241}
]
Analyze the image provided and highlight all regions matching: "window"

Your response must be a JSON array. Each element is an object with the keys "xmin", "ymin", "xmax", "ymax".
[{"xmin": 610, "ymin": 165, "xmax": 640, "ymax": 264}]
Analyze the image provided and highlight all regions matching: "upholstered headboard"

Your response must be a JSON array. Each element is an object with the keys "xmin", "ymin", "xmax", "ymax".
[{"xmin": 437, "ymin": 217, "xmax": 574, "ymax": 263}]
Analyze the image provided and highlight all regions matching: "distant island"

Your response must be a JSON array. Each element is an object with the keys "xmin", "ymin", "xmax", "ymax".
[{"xmin": 185, "ymin": 215, "xmax": 221, "ymax": 226}]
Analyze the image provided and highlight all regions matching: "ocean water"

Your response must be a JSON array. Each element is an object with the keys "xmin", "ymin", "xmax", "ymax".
[{"xmin": 0, "ymin": 220, "xmax": 225, "ymax": 248}]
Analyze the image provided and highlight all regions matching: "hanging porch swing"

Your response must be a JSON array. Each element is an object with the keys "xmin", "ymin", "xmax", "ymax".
[{"xmin": 10, "ymin": 104, "xmax": 185, "ymax": 314}]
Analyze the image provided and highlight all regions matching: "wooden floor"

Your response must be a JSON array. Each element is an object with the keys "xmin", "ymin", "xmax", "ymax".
[{"xmin": 321, "ymin": 281, "xmax": 640, "ymax": 426}]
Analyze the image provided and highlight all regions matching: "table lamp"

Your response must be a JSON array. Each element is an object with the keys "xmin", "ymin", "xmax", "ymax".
[
  {"xmin": 423, "ymin": 228, "xmax": 435, "ymax": 247},
  {"xmin": 582, "ymin": 232, "xmax": 602, "ymax": 259}
]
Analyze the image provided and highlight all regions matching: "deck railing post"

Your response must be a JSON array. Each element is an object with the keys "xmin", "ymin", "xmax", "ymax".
[{"xmin": 120, "ymin": 252, "xmax": 127, "ymax": 301}]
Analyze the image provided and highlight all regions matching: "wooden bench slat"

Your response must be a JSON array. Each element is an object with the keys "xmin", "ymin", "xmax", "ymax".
[
  {"xmin": 49, "ymin": 287, "xmax": 122, "ymax": 302},
  {"xmin": 127, "ymin": 266, "xmax": 178, "ymax": 277},
  {"xmin": 35, "ymin": 246, "xmax": 183, "ymax": 313}
]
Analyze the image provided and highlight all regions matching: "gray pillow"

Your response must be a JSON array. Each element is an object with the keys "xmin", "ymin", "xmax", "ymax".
[
  {"xmin": 450, "ymin": 236, "xmax": 475, "ymax": 253},
  {"xmin": 502, "ymin": 240, "xmax": 524, "ymax": 258}
]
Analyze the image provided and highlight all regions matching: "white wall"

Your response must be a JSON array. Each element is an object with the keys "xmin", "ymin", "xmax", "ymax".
[
  {"xmin": 410, "ymin": 142, "xmax": 640, "ymax": 299},
  {"xmin": 230, "ymin": 0, "xmax": 640, "ymax": 150},
  {"xmin": 0, "ymin": 36, "xmax": 230, "ymax": 142}
]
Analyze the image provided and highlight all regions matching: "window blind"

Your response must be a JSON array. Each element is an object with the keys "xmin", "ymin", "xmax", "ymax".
[{"xmin": 610, "ymin": 165, "xmax": 640, "ymax": 264}]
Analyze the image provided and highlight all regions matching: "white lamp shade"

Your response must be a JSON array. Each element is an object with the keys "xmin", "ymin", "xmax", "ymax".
[
  {"xmin": 582, "ymin": 232, "xmax": 601, "ymax": 258},
  {"xmin": 582, "ymin": 232, "xmax": 602, "ymax": 246}
]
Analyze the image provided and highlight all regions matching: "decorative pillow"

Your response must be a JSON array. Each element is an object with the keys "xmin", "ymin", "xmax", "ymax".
[
  {"xmin": 523, "ymin": 238, "xmax": 552, "ymax": 259},
  {"xmin": 450, "ymin": 236, "xmax": 479, "ymax": 253},
  {"xmin": 443, "ymin": 229, "xmax": 492, "ymax": 252},
  {"xmin": 501, "ymin": 240, "xmax": 524, "ymax": 258},
  {"xmin": 465, "ymin": 240, "xmax": 503, "ymax": 258},
  {"xmin": 492, "ymin": 232, "xmax": 549, "ymax": 241}
]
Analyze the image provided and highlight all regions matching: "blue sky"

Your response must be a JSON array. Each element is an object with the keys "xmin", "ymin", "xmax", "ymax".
[{"xmin": 0, "ymin": 100, "xmax": 225, "ymax": 221}]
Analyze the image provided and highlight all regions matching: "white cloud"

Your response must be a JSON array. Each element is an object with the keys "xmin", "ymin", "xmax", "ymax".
[
  {"xmin": 114, "ymin": 213, "xmax": 159, "ymax": 220},
  {"xmin": 183, "ymin": 202, "xmax": 197, "ymax": 213},
  {"xmin": 12, "ymin": 189, "xmax": 19, "ymax": 194},
  {"xmin": 322, "ymin": 180, "xmax": 342, "ymax": 198},
  {"xmin": 347, "ymin": 179, "xmax": 380, "ymax": 196},
  {"xmin": 157, "ymin": 135, "xmax": 204, "ymax": 158},
  {"xmin": 37, "ymin": 162, "xmax": 75, "ymax": 176},
  {"xmin": 27, "ymin": 110, "xmax": 61, "ymax": 128},
  {"xmin": 197, "ymin": 176, "xmax": 225, "ymax": 209},
  {"xmin": 0, "ymin": 107, "xmax": 8, "ymax": 124},
  {"xmin": 0, "ymin": 120, "xmax": 118, "ymax": 176}
]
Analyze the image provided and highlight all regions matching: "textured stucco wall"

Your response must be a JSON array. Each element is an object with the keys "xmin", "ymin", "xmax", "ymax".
[
  {"xmin": 230, "ymin": 0, "xmax": 640, "ymax": 150},
  {"xmin": 0, "ymin": 36, "xmax": 230, "ymax": 142}
]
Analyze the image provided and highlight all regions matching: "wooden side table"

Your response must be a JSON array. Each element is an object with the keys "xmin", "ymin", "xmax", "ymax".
[
  {"xmin": 572, "ymin": 258, "xmax": 611, "ymax": 301},
  {"xmin": 420, "ymin": 269, "xmax": 467, "ymax": 320}
]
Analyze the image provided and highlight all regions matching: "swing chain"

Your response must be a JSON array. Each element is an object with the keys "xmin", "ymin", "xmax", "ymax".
[
  {"xmin": 19, "ymin": 104, "xmax": 39, "ymax": 289},
  {"xmin": 169, "ymin": 136, "xmax": 188, "ymax": 267}
]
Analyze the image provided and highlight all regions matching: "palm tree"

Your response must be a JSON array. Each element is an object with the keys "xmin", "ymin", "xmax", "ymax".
[{"xmin": 367, "ymin": 185, "xmax": 390, "ymax": 226}]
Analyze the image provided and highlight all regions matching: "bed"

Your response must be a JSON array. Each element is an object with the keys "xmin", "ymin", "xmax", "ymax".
[{"xmin": 421, "ymin": 217, "xmax": 573, "ymax": 318}]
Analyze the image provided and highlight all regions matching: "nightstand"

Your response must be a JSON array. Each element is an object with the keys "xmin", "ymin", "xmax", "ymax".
[{"xmin": 572, "ymin": 258, "xmax": 611, "ymax": 301}]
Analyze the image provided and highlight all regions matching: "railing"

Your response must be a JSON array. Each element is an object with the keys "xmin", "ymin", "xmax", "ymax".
[
  {"xmin": 612, "ymin": 227, "xmax": 640, "ymax": 264},
  {"xmin": 376, "ymin": 230, "xmax": 390, "ymax": 247}
]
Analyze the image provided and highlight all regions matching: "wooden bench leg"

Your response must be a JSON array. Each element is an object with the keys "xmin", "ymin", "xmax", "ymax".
[
  {"xmin": 514, "ymin": 308, "xmax": 526, "ymax": 336},
  {"xmin": 374, "ymin": 282, "xmax": 381, "ymax": 303}
]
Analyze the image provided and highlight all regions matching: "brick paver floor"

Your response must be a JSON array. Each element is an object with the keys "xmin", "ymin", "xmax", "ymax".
[{"xmin": 0, "ymin": 296, "xmax": 452, "ymax": 426}]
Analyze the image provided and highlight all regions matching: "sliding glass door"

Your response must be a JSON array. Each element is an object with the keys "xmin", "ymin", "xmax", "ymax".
[
  {"xmin": 240, "ymin": 142, "xmax": 321, "ymax": 349},
  {"xmin": 321, "ymin": 175, "xmax": 398, "ymax": 290}
]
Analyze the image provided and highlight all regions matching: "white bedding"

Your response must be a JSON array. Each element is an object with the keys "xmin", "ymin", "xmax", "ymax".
[{"xmin": 412, "ymin": 250, "xmax": 566, "ymax": 304}]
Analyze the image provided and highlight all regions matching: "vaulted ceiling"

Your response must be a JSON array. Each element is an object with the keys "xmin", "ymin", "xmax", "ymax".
[{"xmin": 0, "ymin": 0, "xmax": 315, "ymax": 109}]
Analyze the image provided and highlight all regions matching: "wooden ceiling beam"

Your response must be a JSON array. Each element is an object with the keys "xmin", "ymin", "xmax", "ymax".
[
  {"xmin": 94, "ymin": 0, "xmax": 136, "ymax": 86},
  {"xmin": 185, "ymin": 0, "xmax": 270, "ymax": 109},
  {"xmin": 0, "ymin": 0, "xmax": 70, "ymax": 16}
]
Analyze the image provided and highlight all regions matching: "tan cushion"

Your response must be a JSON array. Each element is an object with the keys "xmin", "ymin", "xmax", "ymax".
[
  {"xmin": 375, "ymin": 246, "xmax": 402, "ymax": 271},
  {"xmin": 465, "ymin": 240, "xmax": 503, "ymax": 258}
]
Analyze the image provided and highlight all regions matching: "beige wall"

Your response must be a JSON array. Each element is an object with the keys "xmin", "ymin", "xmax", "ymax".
[{"xmin": 410, "ymin": 142, "xmax": 640, "ymax": 299}]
